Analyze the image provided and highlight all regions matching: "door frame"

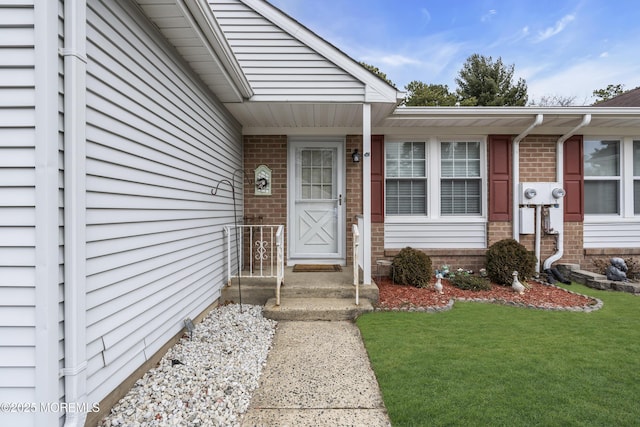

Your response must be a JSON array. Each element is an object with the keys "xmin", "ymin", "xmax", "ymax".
[{"xmin": 287, "ymin": 137, "xmax": 346, "ymax": 265}]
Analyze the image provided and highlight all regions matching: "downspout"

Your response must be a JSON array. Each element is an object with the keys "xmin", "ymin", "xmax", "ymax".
[
  {"xmin": 512, "ymin": 114, "xmax": 543, "ymax": 241},
  {"xmin": 62, "ymin": 0, "xmax": 88, "ymax": 426},
  {"xmin": 543, "ymin": 114, "xmax": 591, "ymax": 270}
]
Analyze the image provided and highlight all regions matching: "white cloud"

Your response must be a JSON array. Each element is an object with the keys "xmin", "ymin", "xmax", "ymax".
[
  {"xmin": 378, "ymin": 54, "xmax": 422, "ymax": 67},
  {"xmin": 534, "ymin": 14, "xmax": 575, "ymax": 42},
  {"xmin": 421, "ymin": 8, "xmax": 431, "ymax": 24},
  {"xmin": 481, "ymin": 9, "xmax": 497, "ymax": 23},
  {"xmin": 527, "ymin": 57, "xmax": 640, "ymax": 104},
  {"xmin": 600, "ymin": 51, "xmax": 609, "ymax": 58}
]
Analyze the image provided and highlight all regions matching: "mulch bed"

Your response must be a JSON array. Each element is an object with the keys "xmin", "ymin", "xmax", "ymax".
[{"xmin": 376, "ymin": 277, "xmax": 599, "ymax": 311}]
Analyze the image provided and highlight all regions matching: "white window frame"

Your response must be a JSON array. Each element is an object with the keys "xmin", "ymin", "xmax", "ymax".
[
  {"xmin": 584, "ymin": 136, "xmax": 639, "ymax": 221},
  {"xmin": 440, "ymin": 140, "xmax": 483, "ymax": 216},
  {"xmin": 634, "ymin": 140, "xmax": 640, "ymax": 215},
  {"xmin": 384, "ymin": 136, "xmax": 487, "ymax": 223}
]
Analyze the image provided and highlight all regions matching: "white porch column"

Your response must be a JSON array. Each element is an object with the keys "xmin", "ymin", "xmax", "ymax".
[{"xmin": 362, "ymin": 104, "xmax": 372, "ymax": 284}]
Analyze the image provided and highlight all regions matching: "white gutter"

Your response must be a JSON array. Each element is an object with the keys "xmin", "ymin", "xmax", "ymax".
[
  {"xmin": 543, "ymin": 114, "xmax": 591, "ymax": 270},
  {"xmin": 62, "ymin": 1, "xmax": 88, "ymax": 426},
  {"xmin": 512, "ymin": 114, "xmax": 543, "ymax": 241}
]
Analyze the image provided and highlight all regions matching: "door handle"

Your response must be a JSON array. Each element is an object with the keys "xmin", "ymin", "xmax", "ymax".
[{"xmin": 339, "ymin": 194, "xmax": 342, "ymax": 206}]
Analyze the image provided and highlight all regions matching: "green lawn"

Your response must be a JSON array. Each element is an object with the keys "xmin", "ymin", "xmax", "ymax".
[{"xmin": 357, "ymin": 284, "xmax": 640, "ymax": 426}]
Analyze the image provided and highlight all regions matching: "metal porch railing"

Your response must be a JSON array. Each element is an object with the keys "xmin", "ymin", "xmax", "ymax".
[
  {"xmin": 224, "ymin": 224, "xmax": 285, "ymax": 304},
  {"xmin": 352, "ymin": 223, "xmax": 360, "ymax": 305}
]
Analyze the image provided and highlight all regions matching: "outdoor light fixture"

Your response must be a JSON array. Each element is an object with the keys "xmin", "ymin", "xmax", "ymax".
[{"xmin": 352, "ymin": 148, "xmax": 361, "ymax": 163}]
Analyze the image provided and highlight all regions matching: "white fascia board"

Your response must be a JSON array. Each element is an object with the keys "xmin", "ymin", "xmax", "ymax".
[
  {"xmin": 181, "ymin": 0, "xmax": 254, "ymax": 100},
  {"xmin": 241, "ymin": 0, "xmax": 400, "ymax": 104},
  {"xmin": 392, "ymin": 106, "xmax": 640, "ymax": 118}
]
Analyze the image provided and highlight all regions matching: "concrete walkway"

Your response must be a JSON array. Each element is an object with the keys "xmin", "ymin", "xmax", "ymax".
[{"xmin": 241, "ymin": 321, "xmax": 391, "ymax": 426}]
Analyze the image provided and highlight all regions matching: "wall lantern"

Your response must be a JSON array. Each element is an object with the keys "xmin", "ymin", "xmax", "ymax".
[{"xmin": 352, "ymin": 149, "xmax": 361, "ymax": 163}]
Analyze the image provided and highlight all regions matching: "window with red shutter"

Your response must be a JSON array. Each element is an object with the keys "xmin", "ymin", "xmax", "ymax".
[
  {"xmin": 564, "ymin": 135, "xmax": 584, "ymax": 221},
  {"xmin": 371, "ymin": 135, "xmax": 384, "ymax": 223},
  {"xmin": 488, "ymin": 135, "xmax": 512, "ymax": 221}
]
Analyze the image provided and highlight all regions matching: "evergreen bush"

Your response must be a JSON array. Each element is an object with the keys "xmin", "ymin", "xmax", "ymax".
[
  {"xmin": 450, "ymin": 274, "xmax": 492, "ymax": 291},
  {"xmin": 485, "ymin": 239, "xmax": 536, "ymax": 286},
  {"xmin": 392, "ymin": 247, "xmax": 432, "ymax": 288}
]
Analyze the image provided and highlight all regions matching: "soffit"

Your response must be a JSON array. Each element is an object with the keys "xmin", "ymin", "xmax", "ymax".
[
  {"xmin": 229, "ymin": 102, "xmax": 397, "ymax": 134},
  {"xmin": 135, "ymin": 0, "xmax": 252, "ymax": 103},
  {"xmin": 378, "ymin": 107, "xmax": 640, "ymax": 135}
]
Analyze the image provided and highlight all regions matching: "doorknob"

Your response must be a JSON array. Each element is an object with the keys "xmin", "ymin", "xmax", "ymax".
[{"xmin": 339, "ymin": 194, "xmax": 342, "ymax": 206}]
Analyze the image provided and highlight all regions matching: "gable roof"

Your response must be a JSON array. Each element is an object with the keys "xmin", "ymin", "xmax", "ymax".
[
  {"xmin": 595, "ymin": 87, "xmax": 640, "ymax": 107},
  {"xmin": 210, "ymin": 0, "xmax": 401, "ymax": 104}
]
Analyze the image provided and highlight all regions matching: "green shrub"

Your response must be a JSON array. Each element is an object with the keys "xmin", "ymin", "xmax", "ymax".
[
  {"xmin": 450, "ymin": 274, "xmax": 492, "ymax": 291},
  {"xmin": 392, "ymin": 247, "xmax": 432, "ymax": 288},
  {"xmin": 485, "ymin": 239, "xmax": 536, "ymax": 286}
]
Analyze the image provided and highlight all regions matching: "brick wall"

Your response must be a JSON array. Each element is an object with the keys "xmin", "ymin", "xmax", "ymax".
[
  {"xmin": 243, "ymin": 135, "xmax": 288, "ymax": 264},
  {"xmin": 345, "ymin": 135, "xmax": 363, "ymax": 265},
  {"xmin": 242, "ymin": 134, "xmax": 588, "ymax": 275},
  {"xmin": 243, "ymin": 135, "xmax": 363, "ymax": 265}
]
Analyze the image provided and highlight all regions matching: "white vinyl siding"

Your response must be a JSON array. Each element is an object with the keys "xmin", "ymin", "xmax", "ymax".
[
  {"xmin": 385, "ymin": 221, "xmax": 487, "ymax": 249},
  {"xmin": 584, "ymin": 222, "xmax": 640, "ymax": 248},
  {"xmin": 84, "ymin": 0, "xmax": 242, "ymax": 404},
  {"xmin": 0, "ymin": 0, "xmax": 38, "ymax": 412},
  {"xmin": 1, "ymin": 1, "xmax": 63, "ymax": 426},
  {"xmin": 210, "ymin": 0, "xmax": 366, "ymax": 102}
]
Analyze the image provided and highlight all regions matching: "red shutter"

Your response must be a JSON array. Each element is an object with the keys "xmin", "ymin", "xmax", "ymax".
[
  {"xmin": 488, "ymin": 135, "xmax": 512, "ymax": 221},
  {"xmin": 371, "ymin": 135, "xmax": 384, "ymax": 223},
  {"xmin": 563, "ymin": 135, "xmax": 584, "ymax": 221}
]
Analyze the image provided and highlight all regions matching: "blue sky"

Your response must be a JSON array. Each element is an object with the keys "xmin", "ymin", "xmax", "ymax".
[{"xmin": 268, "ymin": 0, "xmax": 640, "ymax": 104}]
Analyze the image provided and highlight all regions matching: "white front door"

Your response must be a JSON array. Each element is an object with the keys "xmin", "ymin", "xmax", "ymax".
[{"xmin": 288, "ymin": 138, "xmax": 345, "ymax": 264}]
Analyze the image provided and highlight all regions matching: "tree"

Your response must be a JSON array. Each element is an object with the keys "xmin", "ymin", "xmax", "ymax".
[
  {"xmin": 528, "ymin": 94, "xmax": 579, "ymax": 107},
  {"xmin": 455, "ymin": 54, "xmax": 528, "ymax": 106},
  {"xmin": 404, "ymin": 81, "xmax": 458, "ymax": 106},
  {"xmin": 359, "ymin": 62, "xmax": 396, "ymax": 88},
  {"xmin": 593, "ymin": 84, "xmax": 625, "ymax": 103}
]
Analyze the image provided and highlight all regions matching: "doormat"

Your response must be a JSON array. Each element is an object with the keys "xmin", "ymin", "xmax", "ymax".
[{"xmin": 292, "ymin": 264, "xmax": 342, "ymax": 272}]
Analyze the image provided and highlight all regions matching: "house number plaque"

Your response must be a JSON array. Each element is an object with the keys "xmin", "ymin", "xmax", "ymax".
[{"xmin": 254, "ymin": 164, "xmax": 272, "ymax": 195}]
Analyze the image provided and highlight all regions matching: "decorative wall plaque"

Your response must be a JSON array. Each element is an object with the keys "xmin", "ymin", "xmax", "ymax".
[{"xmin": 254, "ymin": 164, "xmax": 272, "ymax": 195}]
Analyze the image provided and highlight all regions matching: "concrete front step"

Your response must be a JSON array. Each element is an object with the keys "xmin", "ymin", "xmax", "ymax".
[{"xmin": 263, "ymin": 297, "xmax": 374, "ymax": 321}]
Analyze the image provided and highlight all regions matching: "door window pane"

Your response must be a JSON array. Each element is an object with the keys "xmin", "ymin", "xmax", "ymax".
[{"xmin": 300, "ymin": 148, "xmax": 334, "ymax": 200}]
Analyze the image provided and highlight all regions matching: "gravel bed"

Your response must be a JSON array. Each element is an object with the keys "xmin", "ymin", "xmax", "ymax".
[{"xmin": 100, "ymin": 304, "xmax": 276, "ymax": 427}]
